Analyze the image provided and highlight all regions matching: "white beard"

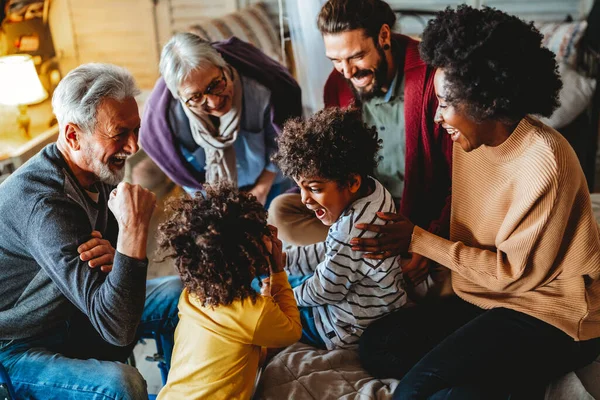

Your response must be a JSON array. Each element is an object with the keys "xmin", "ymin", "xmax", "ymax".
[{"xmin": 83, "ymin": 145, "xmax": 125, "ymax": 186}]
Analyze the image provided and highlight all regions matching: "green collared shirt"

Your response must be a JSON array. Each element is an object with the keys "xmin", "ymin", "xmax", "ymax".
[{"xmin": 362, "ymin": 71, "xmax": 406, "ymax": 200}]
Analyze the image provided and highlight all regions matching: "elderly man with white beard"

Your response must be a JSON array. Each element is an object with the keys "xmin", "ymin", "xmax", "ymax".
[{"xmin": 0, "ymin": 63, "xmax": 181, "ymax": 400}]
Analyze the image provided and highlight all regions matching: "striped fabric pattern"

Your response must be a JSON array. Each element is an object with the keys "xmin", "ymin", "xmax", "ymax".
[
  {"xmin": 537, "ymin": 20, "xmax": 587, "ymax": 68},
  {"xmin": 285, "ymin": 179, "xmax": 407, "ymax": 350},
  {"xmin": 188, "ymin": 3, "xmax": 282, "ymax": 64},
  {"xmin": 410, "ymin": 116, "xmax": 600, "ymax": 341}
]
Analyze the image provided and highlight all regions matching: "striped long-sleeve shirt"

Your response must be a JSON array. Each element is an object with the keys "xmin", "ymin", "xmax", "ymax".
[{"xmin": 285, "ymin": 178, "xmax": 407, "ymax": 349}]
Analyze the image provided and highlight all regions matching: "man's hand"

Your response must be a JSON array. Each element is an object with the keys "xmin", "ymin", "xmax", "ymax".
[
  {"xmin": 350, "ymin": 212, "xmax": 415, "ymax": 259},
  {"xmin": 403, "ymin": 253, "xmax": 430, "ymax": 287},
  {"xmin": 78, "ymin": 230, "xmax": 115, "ymax": 273},
  {"xmin": 108, "ymin": 182, "xmax": 156, "ymax": 230},
  {"xmin": 262, "ymin": 225, "xmax": 285, "ymax": 274},
  {"xmin": 108, "ymin": 182, "xmax": 156, "ymax": 260}
]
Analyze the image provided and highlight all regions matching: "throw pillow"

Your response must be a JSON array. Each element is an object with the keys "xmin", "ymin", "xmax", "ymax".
[
  {"xmin": 536, "ymin": 20, "xmax": 587, "ymax": 68},
  {"xmin": 539, "ymin": 62, "xmax": 596, "ymax": 129}
]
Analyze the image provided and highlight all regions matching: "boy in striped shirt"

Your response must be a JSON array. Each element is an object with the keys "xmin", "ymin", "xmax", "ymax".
[{"xmin": 272, "ymin": 107, "xmax": 429, "ymax": 350}]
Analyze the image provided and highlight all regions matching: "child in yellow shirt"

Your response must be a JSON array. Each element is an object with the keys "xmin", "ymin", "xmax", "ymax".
[{"xmin": 156, "ymin": 184, "xmax": 302, "ymax": 400}]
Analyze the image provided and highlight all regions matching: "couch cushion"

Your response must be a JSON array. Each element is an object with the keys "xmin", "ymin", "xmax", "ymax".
[
  {"xmin": 536, "ymin": 20, "xmax": 587, "ymax": 68},
  {"xmin": 539, "ymin": 62, "xmax": 597, "ymax": 129},
  {"xmin": 188, "ymin": 3, "xmax": 282, "ymax": 64}
]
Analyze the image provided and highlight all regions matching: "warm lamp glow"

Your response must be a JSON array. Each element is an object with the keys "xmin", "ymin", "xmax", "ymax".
[
  {"xmin": 0, "ymin": 55, "xmax": 48, "ymax": 106},
  {"xmin": 0, "ymin": 55, "xmax": 48, "ymax": 138}
]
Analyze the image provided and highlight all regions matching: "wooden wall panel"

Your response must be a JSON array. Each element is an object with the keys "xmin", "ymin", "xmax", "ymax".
[
  {"xmin": 48, "ymin": 0, "xmax": 592, "ymax": 90},
  {"xmin": 52, "ymin": 0, "xmax": 161, "ymax": 89}
]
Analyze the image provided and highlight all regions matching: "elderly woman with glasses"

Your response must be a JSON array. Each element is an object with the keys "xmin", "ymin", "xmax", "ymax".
[{"xmin": 140, "ymin": 33, "xmax": 301, "ymax": 206}]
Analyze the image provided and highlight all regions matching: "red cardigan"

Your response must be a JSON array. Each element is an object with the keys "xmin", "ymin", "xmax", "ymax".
[{"xmin": 324, "ymin": 34, "xmax": 452, "ymax": 237}]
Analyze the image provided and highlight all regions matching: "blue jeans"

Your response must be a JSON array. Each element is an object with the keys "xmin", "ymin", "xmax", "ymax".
[
  {"xmin": 0, "ymin": 275, "xmax": 182, "ymax": 400},
  {"xmin": 252, "ymin": 274, "xmax": 326, "ymax": 349},
  {"xmin": 359, "ymin": 297, "xmax": 600, "ymax": 400}
]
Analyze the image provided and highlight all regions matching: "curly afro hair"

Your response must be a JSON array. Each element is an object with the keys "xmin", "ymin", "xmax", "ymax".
[
  {"xmin": 273, "ymin": 107, "xmax": 381, "ymax": 187},
  {"xmin": 157, "ymin": 183, "xmax": 269, "ymax": 307},
  {"xmin": 420, "ymin": 5, "xmax": 562, "ymax": 123}
]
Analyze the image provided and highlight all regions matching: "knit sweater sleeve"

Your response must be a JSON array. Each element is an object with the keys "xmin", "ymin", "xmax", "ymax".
[
  {"xmin": 409, "ymin": 154, "xmax": 575, "ymax": 294},
  {"xmin": 27, "ymin": 196, "xmax": 147, "ymax": 346}
]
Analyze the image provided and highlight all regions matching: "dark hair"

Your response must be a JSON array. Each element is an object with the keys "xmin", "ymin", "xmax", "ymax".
[
  {"xmin": 317, "ymin": 0, "xmax": 396, "ymax": 42},
  {"xmin": 156, "ymin": 183, "xmax": 269, "ymax": 307},
  {"xmin": 273, "ymin": 107, "xmax": 381, "ymax": 187},
  {"xmin": 419, "ymin": 5, "xmax": 561, "ymax": 123}
]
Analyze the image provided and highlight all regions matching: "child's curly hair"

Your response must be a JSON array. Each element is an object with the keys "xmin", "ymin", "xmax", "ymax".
[
  {"xmin": 273, "ymin": 107, "xmax": 381, "ymax": 186},
  {"xmin": 157, "ymin": 183, "xmax": 270, "ymax": 307}
]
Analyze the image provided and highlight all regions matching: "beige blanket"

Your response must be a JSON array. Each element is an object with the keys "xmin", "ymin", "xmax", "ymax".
[{"xmin": 256, "ymin": 343, "xmax": 398, "ymax": 399}]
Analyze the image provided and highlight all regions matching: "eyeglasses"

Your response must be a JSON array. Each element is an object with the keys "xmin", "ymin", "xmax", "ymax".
[{"xmin": 182, "ymin": 68, "xmax": 228, "ymax": 108}]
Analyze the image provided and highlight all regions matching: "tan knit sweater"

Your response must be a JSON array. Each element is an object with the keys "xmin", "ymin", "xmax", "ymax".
[{"xmin": 410, "ymin": 116, "xmax": 600, "ymax": 341}]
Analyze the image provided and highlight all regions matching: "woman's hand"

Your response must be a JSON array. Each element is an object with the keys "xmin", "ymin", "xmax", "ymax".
[
  {"xmin": 350, "ymin": 212, "xmax": 415, "ymax": 259},
  {"xmin": 403, "ymin": 253, "xmax": 430, "ymax": 286},
  {"xmin": 78, "ymin": 230, "xmax": 116, "ymax": 273}
]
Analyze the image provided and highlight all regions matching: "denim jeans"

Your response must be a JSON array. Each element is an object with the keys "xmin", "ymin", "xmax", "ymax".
[
  {"xmin": 0, "ymin": 275, "xmax": 182, "ymax": 400},
  {"xmin": 359, "ymin": 297, "xmax": 600, "ymax": 400},
  {"xmin": 252, "ymin": 274, "xmax": 325, "ymax": 349}
]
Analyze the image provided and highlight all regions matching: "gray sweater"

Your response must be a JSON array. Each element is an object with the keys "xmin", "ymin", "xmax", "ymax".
[{"xmin": 0, "ymin": 144, "xmax": 148, "ymax": 345}]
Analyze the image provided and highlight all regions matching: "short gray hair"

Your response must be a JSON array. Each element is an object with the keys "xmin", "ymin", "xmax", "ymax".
[
  {"xmin": 52, "ymin": 63, "xmax": 140, "ymax": 134},
  {"xmin": 159, "ymin": 32, "xmax": 228, "ymax": 97}
]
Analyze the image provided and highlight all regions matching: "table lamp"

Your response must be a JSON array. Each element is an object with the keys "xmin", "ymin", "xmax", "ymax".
[{"xmin": 0, "ymin": 55, "xmax": 48, "ymax": 138}]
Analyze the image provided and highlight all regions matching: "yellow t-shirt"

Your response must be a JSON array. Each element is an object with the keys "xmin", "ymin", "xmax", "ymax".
[{"xmin": 158, "ymin": 271, "xmax": 301, "ymax": 400}]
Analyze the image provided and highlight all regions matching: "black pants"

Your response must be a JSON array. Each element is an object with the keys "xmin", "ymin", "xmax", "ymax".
[{"xmin": 359, "ymin": 297, "xmax": 600, "ymax": 399}]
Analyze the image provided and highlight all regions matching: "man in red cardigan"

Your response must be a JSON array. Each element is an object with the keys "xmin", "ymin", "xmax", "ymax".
[{"xmin": 268, "ymin": 0, "xmax": 453, "ymax": 290}]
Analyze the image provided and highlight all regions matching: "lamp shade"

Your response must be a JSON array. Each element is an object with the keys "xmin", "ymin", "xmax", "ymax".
[{"xmin": 0, "ymin": 55, "xmax": 48, "ymax": 106}]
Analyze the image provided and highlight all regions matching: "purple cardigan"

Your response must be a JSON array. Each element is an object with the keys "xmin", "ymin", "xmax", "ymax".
[{"xmin": 139, "ymin": 37, "xmax": 302, "ymax": 188}]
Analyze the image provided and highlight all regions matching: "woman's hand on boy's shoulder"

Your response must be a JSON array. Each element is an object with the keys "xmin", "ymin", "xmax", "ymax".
[{"xmin": 350, "ymin": 212, "xmax": 415, "ymax": 259}]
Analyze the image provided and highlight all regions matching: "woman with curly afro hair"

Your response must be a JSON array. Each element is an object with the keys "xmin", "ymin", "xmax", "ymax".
[
  {"xmin": 155, "ymin": 183, "xmax": 301, "ymax": 399},
  {"xmin": 351, "ymin": 5, "xmax": 600, "ymax": 399}
]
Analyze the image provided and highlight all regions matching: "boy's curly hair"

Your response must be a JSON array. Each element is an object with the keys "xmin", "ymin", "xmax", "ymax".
[
  {"xmin": 157, "ymin": 183, "xmax": 269, "ymax": 307},
  {"xmin": 419, "ymin": 5, "xmax": 561, "ymax": 123},
  {"xmin": 272, "ymin": 107, "xmax": 381, "ymax": 187}
]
